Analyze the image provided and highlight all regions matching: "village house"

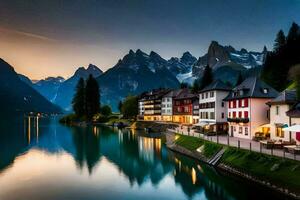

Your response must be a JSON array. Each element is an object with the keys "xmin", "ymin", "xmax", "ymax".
[
  {"xmin": 224, "ymin": 77, "xmax": 278, "ymax": 139},
  {"xmin": 161, "ymin": 90, "xmax": 182, "ymax": 122},
  {"xmin": 198, "ymin": 80, "xmax": 231, "ymax": 133},
  {"xmin": 267, "ymin": 90, "xmax": 297, "ymax": 142},
  {"xmin": 173, "ymin": 88, "xmax": 199, "ymax": 124},
  {"xmin": 138, "ymin": 89, "xmax": 170, "ymax": 121}
]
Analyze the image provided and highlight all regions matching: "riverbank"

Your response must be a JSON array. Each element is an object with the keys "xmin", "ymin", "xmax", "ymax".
[
  {"xmin": 166, "ymin": 132, "xmax": 300, "ymax": 199},
  {"xmin": 130, "ymin": 121, "xmax": 178, "ymax": 132}
]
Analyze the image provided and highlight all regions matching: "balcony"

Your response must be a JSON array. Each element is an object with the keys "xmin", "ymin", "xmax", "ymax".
[{"xmin": 227, "ymin": 117, "xmax": 249, "ymax": 123}]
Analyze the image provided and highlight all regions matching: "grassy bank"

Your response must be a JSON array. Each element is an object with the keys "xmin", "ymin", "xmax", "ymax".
[
  {"xmin": 174, "ymin": 134, "xmax": 222, "ymax": 159},
  {"xmin": 173, "ymin": 134, "xmax": 300, "ymax": 193},
  {"xmin": 221, "ymin": 147, "xmax": 300, "ymax": 191}
]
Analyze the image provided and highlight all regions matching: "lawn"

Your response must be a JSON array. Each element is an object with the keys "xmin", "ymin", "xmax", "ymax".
[
  {"xmin": 175, "ymin": 134, "xmax": 222, "ymax": 158},
  {"xmin": 221, "ymin": 147, "xmax": 300, "ymax": 191}
]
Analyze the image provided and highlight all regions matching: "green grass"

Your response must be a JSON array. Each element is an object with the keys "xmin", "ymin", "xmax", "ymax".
[
  {"xmin": 174, "ymin": 134, "xmax": 222, "ymax": 158},
  {"xmin": 221, "ymin": 147, "xmax": 300, "ymax": 191}
]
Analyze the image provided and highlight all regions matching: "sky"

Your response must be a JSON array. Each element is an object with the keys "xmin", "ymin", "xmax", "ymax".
[{"xmin": 0, "ymin": 0, "xmax": 299, "ymax": 80}]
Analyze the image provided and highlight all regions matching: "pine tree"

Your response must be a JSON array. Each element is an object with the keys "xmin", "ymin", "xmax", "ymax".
[
  {"xmin": 118, "ymin": 100, "xmax": 123, "ymax": 112},
  {"xmin": 273, "ymin": 30, "xmax": 286, "ymax": 52},
  {"xmin": 200, "ymin": 65, "xmax": 213, "ymax": 89},
  {"xmin": 191, "ymin": 79, "xmax": 200, "ymax": 93},
  {"xmin": 85, "ymin": 74, "xmax": 100, "ymax": 120},
  {"xmin": 180, "ymin": 82, "xmax": 188, "ymax": 89},
  {"xmin": 236, "ymin": 72, "xmax": 243, "ymax": 86},
  {"xmin": 287, "ymin": 22, "xmax": 300, "ymax": 43},
  {"xmin": 72, "ymin": 78, "xmax": 85, "ymax": 117}
]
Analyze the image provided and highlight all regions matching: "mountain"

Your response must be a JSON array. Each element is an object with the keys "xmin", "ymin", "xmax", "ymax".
[
  {"xmin": 33, "ymin": 76, "xmax": 65, "ymax": 102},
  {"xmin": 54, "ymin": 64, "xmax": 103, "ymax": 111},
  {"xmin": 0, "ymin": 59, "xmax": 62, "ymax": 113},
  {"xmin": 167, "ymin": 52, "xmax": 197, "ymax": 84},
  {"xmin": 18, "ymin": 74, "xmax": 33, "ymax": 86},
  {"xmin": 192, "ymin": 41, "xmax": 266, "ymax": 77},
  {"xmin": 97, "ymin": 49, "xmax": 180, "ymax": 111}
]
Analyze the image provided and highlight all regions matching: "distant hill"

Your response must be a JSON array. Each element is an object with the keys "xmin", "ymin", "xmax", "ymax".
[{"xmin": 0, "ymin": 59, "xmax": 62, "ymax": 113}]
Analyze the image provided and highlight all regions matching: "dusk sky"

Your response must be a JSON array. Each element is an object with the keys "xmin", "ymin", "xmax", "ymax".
[{"xmin": 0, "ymin": 0, "xmax": 299, "ymax": 80}]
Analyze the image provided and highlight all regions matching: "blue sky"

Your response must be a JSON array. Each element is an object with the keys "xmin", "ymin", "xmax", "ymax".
[{"xmin": 0, "ymin": 0, "xmax": 299, "ymax": 79}]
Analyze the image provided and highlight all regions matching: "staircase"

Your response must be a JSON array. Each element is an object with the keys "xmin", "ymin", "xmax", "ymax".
[{"xmin": 208, "ymin": 148, "xmax": 225, "ymax": 166}]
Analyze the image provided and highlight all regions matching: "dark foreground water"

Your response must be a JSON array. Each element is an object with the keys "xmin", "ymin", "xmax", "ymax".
[{"xmin": 0, "ymin": 116, "xmax": 291, "ymax": 200}]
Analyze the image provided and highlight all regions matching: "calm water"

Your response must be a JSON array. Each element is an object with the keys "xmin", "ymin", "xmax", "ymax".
[{"xmin": 0, "ymin": 116, "xmax": 291, "ymax": 200}]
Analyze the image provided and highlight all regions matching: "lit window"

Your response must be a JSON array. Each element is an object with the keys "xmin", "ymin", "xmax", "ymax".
[{"xmin": 263, "ymin": 88, "xmax": 269, "ymax": 94}]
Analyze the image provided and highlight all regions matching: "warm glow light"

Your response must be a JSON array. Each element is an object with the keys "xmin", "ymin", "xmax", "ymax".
[{"xmin": 191, "ymin": 168, "xmax": 197, "ymax": 185}]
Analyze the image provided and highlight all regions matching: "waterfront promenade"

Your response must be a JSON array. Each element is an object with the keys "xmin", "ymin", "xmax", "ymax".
[{"xmin": 168, "ymin": 126, "xmax": 300, "ymax": 161}]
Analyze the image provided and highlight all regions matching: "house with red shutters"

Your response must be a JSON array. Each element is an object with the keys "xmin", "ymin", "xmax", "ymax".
[
  {"xmin": 173, "ymin": 88, "xmax": 199, "ymax": 124},
  {"xmin": 224, "ymin": 77, "xmax": 278, "ymax": 139}
]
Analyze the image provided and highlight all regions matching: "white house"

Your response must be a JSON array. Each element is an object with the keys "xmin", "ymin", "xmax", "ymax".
[
  {"xmin": 198, "ymin": 80, "xmax": 231, "ymax": 133},
  {"xmin": 267, "ymin": 90, "xmax": 297, "ymax": 142},
  {"xmin": 224, "ymin": 77, "xmax": 278, "ymax": 139},
  {"xmin": 161, "ymin": 90, "xmax": 181, "ymax": 122}
]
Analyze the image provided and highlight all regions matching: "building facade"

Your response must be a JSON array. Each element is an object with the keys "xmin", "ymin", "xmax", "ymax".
[
  {"xmin": 224, "ymin": 77, "xmax": 278, "ymax": 139},
  {"xmin": 161, "ymin": 90, "xmax": 181, "ymax": 122},
  {"xmin": 267, "ymin": 90, "xmax": 297, "ymax": 142},
  {"xmin": 198, "ymin": 80, "xmax": 231, "ymax": 133},
  {"xmin": 139, "ymin": 89, "xmax": 170, "ymax": 121},
  {"xmin": 173, "ymin": 88, "xmax": 198, "ymax": 124}
]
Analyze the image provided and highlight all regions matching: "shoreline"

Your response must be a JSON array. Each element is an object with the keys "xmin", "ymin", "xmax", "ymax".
[{"xmin": 165, "ymin": 132, "xmax": 300, "ymax": 199}]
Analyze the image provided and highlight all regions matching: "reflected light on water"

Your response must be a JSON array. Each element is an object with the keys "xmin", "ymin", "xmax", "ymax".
[{"xmin": 191, "ymin": 168, "xmax": 197, "ymax": 185}]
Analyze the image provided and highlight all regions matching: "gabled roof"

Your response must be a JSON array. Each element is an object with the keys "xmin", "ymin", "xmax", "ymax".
[
  {"xmin": 267, "ymin": 90, "xmax": 297, "ymax": 105},
  {"xmin": 139, "ymin": 88, "xmax": 170, "ymax": 101},
  {"xmin": 224, "ymin": 76, "xmax": 278, "ymax": 101},
  {"xmin": 286, "ymin": 102, "xmax": 300, "ymax": 117},
  {"xmin": 163, "ymin": 89, "xmax": 182, "ymax": 98},
  {"xmin": 200, "ymin": 80, "xmax": 232, "ymax": 93},
  {"xmin": 174, "ymin": 88, "xmax": 198, "ymax": 100}
]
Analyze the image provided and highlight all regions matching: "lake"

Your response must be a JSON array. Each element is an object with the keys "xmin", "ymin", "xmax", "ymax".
[{"xmin": 0, "ymin": 116, "xmax": 290, "ymax": 200}]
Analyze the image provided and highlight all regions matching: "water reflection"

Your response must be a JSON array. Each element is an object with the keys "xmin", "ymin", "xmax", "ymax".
[{"xmin": 0, "ymin": 116, "xmax": 289, "ymax": 200}]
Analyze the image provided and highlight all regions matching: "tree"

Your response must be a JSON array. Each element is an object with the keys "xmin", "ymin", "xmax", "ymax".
[
  {"xmin": 235, "ymin": 72, "xmax": 243, "ymax": 86},
  {"xmin": 180, "ymin": 82, "xmax": 188, "ymax": 89},
  {"xmin": 287, "ymin": 22, "xmax": 300, "ymax": 43},
  {"xmin": 121, "ymin": 96, "xmax": 138, "ymax": 119},
  {"xmin": 273, "ymin": 30, "xmax": 286, "ymax": 52},
  {"xmin": 100, "ymin": 105, "xmax": 112, "ymax": 116},
  {"xmin": 200, "ymin": 65, "xmax": 213, "ymax": 89},
  {"xmin": 191, "ymin": 79, "xmax": 200, "ymax": 93},
  {"xmin": 118, "ymin": 100, "xmax": 123, "ymax": 112},
  {"xmin": 72, "ymin": 78, "xmax": 85, "ymax": 117},
  {"xmin": 289, "ymin": 64, "xmax": 300, "ymax": 100},
  {"xmin": 85, "ymin": 74, "xmax": 100, "ymax": 119}
]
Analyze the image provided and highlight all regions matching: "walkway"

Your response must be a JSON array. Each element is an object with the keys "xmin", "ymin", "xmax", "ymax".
[{"xmin": 168, "ymin": 126, "xmax": 300, "ymax": 161}]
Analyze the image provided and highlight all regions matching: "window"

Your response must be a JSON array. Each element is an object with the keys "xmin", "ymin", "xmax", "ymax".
[
  {"xmin": 244, "ymin": 99, "xmax": 248, "ymax": 107},
  {"xmin": 245, "ymin": 127, "xmax": 248, "ymax": 135},
  {"xmin": 233, "ymin": 100, "xmax": 236, "ymax": 108},
  {"xmin": 210, "ymin": 112, "xmax": 215, "ymax": 119},
  {"xmin": 238, "ymin": 127, "xmax": 243, "ymax": 134},
  {"xmin": 228, "ymin": 112, "xmax": 231, "ymax": 118},
  {"xmin": 184, "ymin": 106, "xmax": 189, "ymax": 112},
  {"xmin": 233, "ymin": 126, "xmax": 236, "ymax": 132},
  {"xmin": 238, "ymin": 111, "xmax": 242, "ymax": 118},
  {"xmin": 210, "ymin": 91, "xmax": 214, "ymax": 97},
  {"xmin": 239, "ymin": 90, "xmax": 243, "ymax": 96},
  {"xmin": 238, "ymin": 99, "xmax": 242, "ymax": 107},
  {"xmin": 244, "ymin": 111, "xmax": 248, "ymax": 118},
  {"xmin": 233, "ymin": 111, "xmax": 236, "ymax": 118},
  {"xmin": 222, "ymin": 102, "xmax": 225, "ymax": 107},
  {"xmin": 206, "ymin": 92, "xmax": 208, "ymax": 98},
  {"xmin": 276, "ymin": 106, "xmax": 279, "ymax": 115},
  {"xmin": 276, "ymin": 127, "xmax": 284, "ymax": 138},
  {"xmin": 202, "ymin": 93, "xmax": 204, "ymax": 99},
  {"xmin": 222, "ymin": 112, "xmax": 224, "ymax": 119},
  {"xmin": 263, "ymin": 88, "xmax": 269, "ymax": 94}
]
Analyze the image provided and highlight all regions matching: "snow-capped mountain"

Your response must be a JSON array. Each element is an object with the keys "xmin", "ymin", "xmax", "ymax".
[
  {"xmin": 192, "ymin": 41, "xmax": 267, "ymax": 77},
  {"xmin": 97, "ymin": 49, "xmax": 180, "ymax": 110},
  {"xmin": 33, "ymin": 76, "xmax": 65, "ymax": 102}
]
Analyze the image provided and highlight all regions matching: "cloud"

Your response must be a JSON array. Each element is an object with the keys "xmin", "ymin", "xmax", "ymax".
[{"xmin": 0, "ymin": 27, "xmax": 57, "ymax": 42}]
